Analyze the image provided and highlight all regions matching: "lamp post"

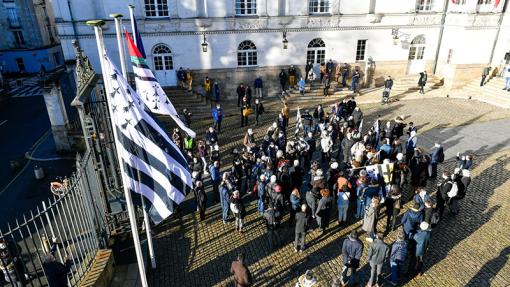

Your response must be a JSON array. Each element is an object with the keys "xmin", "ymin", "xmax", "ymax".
[
  {"xmin": 282, "ymin": 31, "xmax": 288, "ymax": 49},
  {"xmin": 201, "ymin": 33, "xmax": 208, "ymax": 53},
  {"xmin": 391, "ymin": 28, "xmax": 400, "ymax": 45}
]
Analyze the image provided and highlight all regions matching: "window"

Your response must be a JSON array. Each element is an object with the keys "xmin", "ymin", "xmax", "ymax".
[
  {"xmin": 235, "ymin": 0, "xmax": 257, "ymax": 16},
  {"xmin": 306, "ymin": 38, "xmax": 326, "ymax": 64},
  {"xmin": 309, "ymin": 0, "xmax": 330, "ymax": 14},
  {"xmin": 356, "ymin": 40, "xmax": 367, "ymax": 61},
  {"xmin": 416, "ymin": 0, "xmax": 433, "ymax": 11},
  {"xmin": 452, "ymin": 0, "xmax": 467, "ymax": 4},
  {"xmin": 12, "ymin": 31, "xmax": 25, "ymax": 46},
  {"xmin": 7, "ymin": 8, "xmax": 20, "ymax": 28},
  {"xmin": 153, "ymin": 44, "xmax": 173, "ymax": 70},
  {"xmin": 408, "ymin": 35, "xmax": 426, "ymax": 60},
  {"xmin": 237, "ymin": 40, "xmax": 257, "ymax": 66},
  {"xmin": 145, "ymin": 0, "xmax": 168, "ymax": 17},
  {"xmin": 478, "ymin": 0, "xmax": 492, "ymax": 4}
]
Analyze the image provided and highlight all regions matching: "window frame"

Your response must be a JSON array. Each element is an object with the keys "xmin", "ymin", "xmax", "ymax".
[
  {"xmin": 152, "ymin": 44, "xmax": 174, "ymax": 71},
  {"xmin": 416, "ymin": 0, "xmax": 434, "ymax": 11},
  {"xmin": 308, "ymin": 0, "xmax": 330, "ymax": 14},
  {"xmin": 306, "ymin": 38, "xmax": 326, "ymax": 64},
  {"xmin": 7, "ymin": 7, "xmax": 21, "ymax": 28},
  {"xmin": 145, "ymin": 0, "xmax": 169, "ymax": 18},
  {"xmin": 237, "ymin": 40, "xmax": 258, "ymax": 67},
  {"xmin": 356, "ymin": 39, "xmax": 367, "ymax": 61},
  {"xmin": 235, "ymin": 0, "xmax": 257, "ymax": 16},
  {"xmin": 12, "ymin": 30, "xmax": 25, "ymax": 46}
]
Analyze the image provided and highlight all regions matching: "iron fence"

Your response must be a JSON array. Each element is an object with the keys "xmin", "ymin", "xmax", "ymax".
[{"xmin": 0, "ymin": 152, "xmax": 106, "ymax": 287}]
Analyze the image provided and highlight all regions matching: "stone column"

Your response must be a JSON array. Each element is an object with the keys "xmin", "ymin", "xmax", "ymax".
[{"xmin": 42, "ymin": 81, "xmax": 71, "ymax": 151}]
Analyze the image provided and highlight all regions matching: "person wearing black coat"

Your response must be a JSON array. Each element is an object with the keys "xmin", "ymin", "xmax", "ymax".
[
  {"xmin": 418, "ymin": 71, "xmax": 428, "ymax": 94},
  {"xmin": 254, "ymin": 98, "xmax": 264, "ymax": 125},
  {"xmin": 341, "ymin": 231, "xmax": 363, "ymax": 286},
  {"xmin": 436, "ymin": 171, "xmax": 452, "ymax": 218},
  {"xmin": 294, "ymin": 204, "xmax": 309, "ymax": 252},
  {"xmin": 43, "ymin": 241, "xmax": 72, "ymax": 287},
  {"xmin": 194, "ymin": 181, "xmax": 207, "ymax": 220},
  {"xmin": 237, "ymin": 83, "xmax": 246, "ymax": 107},
  {"xmin": 279, "ymin": 70, "xmax": 288, "ymax": 93}
]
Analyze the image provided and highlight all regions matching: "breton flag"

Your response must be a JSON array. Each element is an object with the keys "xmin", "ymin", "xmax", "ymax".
[
  {"xmin": 125, "ymin": 31, "xmax": 196, "ymax": 138},
  {"xmin": 103, "ymin": 54, "xmax": 192, "ymax": 224},
  {"xmin": 295, "ymin": 106, "xmax": 303, "ymax": 136},
  {"xmin": 365, "ymin": 163, "xmax": 394, "ymax": 184}
]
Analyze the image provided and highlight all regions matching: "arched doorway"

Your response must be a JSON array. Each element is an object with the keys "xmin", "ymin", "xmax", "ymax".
[
  {"xmin": 407, "ymin": 35, "xmax": 426, "ymax": 74},
  {"xmin": 306, "ymin": 38, "xmax": 326, "ymax": 65},
  {"xmin": 152, "ymin": 43, "xmax": 176, "ymax": 86}
]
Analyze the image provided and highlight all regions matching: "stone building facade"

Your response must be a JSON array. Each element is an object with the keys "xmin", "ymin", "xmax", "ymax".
[{"xmin": 50, "ymin": 0, "xmax": 510, "ymax": 97}]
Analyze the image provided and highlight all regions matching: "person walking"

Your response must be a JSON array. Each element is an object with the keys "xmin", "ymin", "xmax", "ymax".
[
  {"xmin": 212, "ymin": 80, "xmax": 220, "ymax": 103},
  {"xmin": 418, "ymin": 71, "xmax": 427, "ymax": 94},
  {"xmin": 254, "ymin": 98, "xmax": 265, "ymax": 126},
  {"xmin": 363, "ymin": 197, "xmax": 380, "ymax": 241},
  {"xmin": 411, "ymin": 222, "xmax": 432, "ymax": 277},
  {"xmin": 241, "ymin": 98, "xmax": 250, "ymax": 127},
  {"xmin": 389, "ymin": 231, "xmax": 407, "ymax": 286},
  {"xmin": 480, "ymin": 65, "xmax": 491, "ymax": 86},
  {"xmin": 298, "ymin": 77, "xmax": 306, "ymax": 96},
  {"xmin": 503, "ymin": 63, "xmax": 510, "ymax": 91},
  {"xmin": 341, "ymin": 230, "xmax": 363, "ymax": 286},
  {"xmin": 279, "ymin": 69, "xmax": 288, "ymax": 94},
  {"xmin": 237, "ymin": 83, "xmax": 246, "ymax": 107},
  {"xmin": 204, "ymin": 76, "xmax": 212, "ymax": 101},
  {"xmin": 366, "ymin": 233, "xmax": 390, "ymax": 287},
  {"xmin": 194, "ymin": 180, "xmax": 207, "ymax": 221},
  {"xmin": 322, "ymin": 73, "xmax": 330, "ymax": 97},
  {"xmin": 254, "ymin": 76, "xmax": 263, "ymax": 98},
  {"xmin": 350, "ymin": 69, "xmax": 360, "ymax": 92},
  {"xmin": 337, "ymin": 186, "xmax": 350, "ymax": 225},
  {"xmin": 212, "ymin": 104, "xmax": 224, "ymax": 132},
  {"xmin": 288, "ymin": 65, "xmax": 297, "ymax": 89},
  {"xmin": 230, "ymin": 253, "xmax": 252, "ymax": 287},
  {"xmin": 294, "ymin": 204, "xmax": 308, "ymax": 252}
]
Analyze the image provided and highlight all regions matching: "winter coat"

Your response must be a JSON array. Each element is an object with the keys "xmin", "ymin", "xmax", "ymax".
[
  {"xmin": 367, "ymin": 238, "xmax": 389, "ymax": 265},
  {"xmin": 362, "ymin": 204, "xmax": 378, "ymax": 233},
  {"xmin": 337, "ymin": 191, "xmax": 350, "ymax": 207},
  {"xmin": 212, "ymin": 107, "xmax": 224, "ymax": 122},
  {"xmin": 401, "ymin": 209, "xmax": 423, "ymax": 235},
  {"xmin": 390, "ymin": 240, "xmax": 407, "ymax": 262},
  {"xmin": 295, "ymin": 212, "xmax": 308, "ymax": 233},
  {"xmin": 342, "ymin": 237, "xmax": 363, "ymax": 267},
  {"xmin": 413, "ymin": 229, "xmax": 431, "ymax": 257},
  {"xmin": 254, "ymin": 78, "xmax": 263, "ymax": 88},
  {"xmin": 320, "ymin": 136, "xmax": 333, "ymax": 153}
]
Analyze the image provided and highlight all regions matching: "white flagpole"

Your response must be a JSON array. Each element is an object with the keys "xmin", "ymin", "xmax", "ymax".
[
  {"xmin": 125, "ymin": 5, "xmax": 157, "ymax": 269},
  {"xmin": 110, "ymin": 14, "xmax": 128, "ymax": 78},
  {"xmin": 86, "ymin": 20, "xmax": 149, "ymax": 287}
]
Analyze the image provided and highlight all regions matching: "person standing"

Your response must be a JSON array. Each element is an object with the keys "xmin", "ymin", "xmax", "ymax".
[
  {"xmin": 386, "ymin": 184, "xmax": 402, "ymax": 232},
  {"xmin": 212, "ymin": 104, "xmax": 224, "ymax": 132},
  {"xmin": 42, "ymin": 240, "xmax": 72, "ymax": 287},
  {"xmin": 230, "ymin": 190, "xmax": 246, "ymax": 233},
  {"xmin": 177, "ymin": 67, "xmax": 185, "ymax": 88},
  {"xmin": 245, "ymin": 85, "xmax": 252, "ymax": 106},
  {"xmin": 209, "ymin": 161, "xmax": 221, "ymax": 201},
  {"xmin": 366, "ymin": 233, "xmax": 389, "ymax": 287},
  {"xmin": 341, "ymin": 231, "xmax": 363, "ymax": 286},
  {"xmin": 336, "ymin": 187, "xmax": 350, "ymax": 225},
  {"xmin": 237, "ymin": 83, "xmax": 246, "ymax": 107},
  {"xmin": 350, "ymin": 69, "xmax": 360, "ymax": 92},
  {"xmin": 389, "ymin": 231, "xmax": 408, "ymax": 286},
  {"xmin": 503, "ymin": 63, "xmax": 510, "ymax": 91},
  {"xmin": 254, "ymin": 98, "xmax": 264, "ymax": 126},
  {"xmin": 241, "ymin": 98, "xmax": 250, "ymax": 127},
  {"xmin": 335, "ymin": 62, "xmax": 342, "ymax": 83},
  {"xmin": 288, "ymin": 65, "xmax": 297, "ymax": 89},
  {"xmin": 429, "ymin": 143, "xmax": 444, "ymax": 178},
  {"xmin": 320, "ymin": 62, "xmax": 327, "ymax": 81},
  {"xmin": 401, "ymin": 202, "xmax": 423, "ymax": 239},
  {"xmin": 418, "ymin": 71, "xmax": 427, "ymax": 94},
  {"xmin": 298, "ymin": 77, "xmax": 306, "ymax": 96},
  {"xmin": 362, "ymin": 197, "xmax": 380, "ymax": 241},
  {"xmin": 320, "ymin": 131, "xmax": 333, "ymax": 163},
  {"xmin": 411, "ymin": 222, "xmax": 432, "ymax": 277},
  {"xmin": 322, "ymin": 73, "xmax": 330, "ymax": 97},
  {"xmin": 204, "ymin": 76, "xmax": 212, "ymax": 101},
  {"xmin": 254, "ymin": 76, "xmax": 263, "ymax": 98},
  {"xmin": 294, "ymin": 204, "xmax": 308, "ymax": 252},
  {"xmin": 315, "ymin": 189, "xmax": 332, "ymax": 234},
  {"xmin": 230, "ymin": 253, "xmax": 252, "ymax": 287},
  {"xmin": 212, "ymin": 80, "xmax": 220, "ymax": 103},
  {"xmin": 194, "ymin": 180, "xmax": 207, "ymax": 221},
  {"xmin": 219, "ymin": 173, "xmax": 231, "ymax": 224},
  {"xmin": 186, "ymin": 68, "xmax": 193, "ymax": 92},
  {"xmin": 480, "ymin": 65, "xmax": 491, "ymax": 86},
  {"xmin": 279, "ymin": 69, "xmax": 288, "ymax": 94},
  {"xmin": 305, "ymin": 62, "xmax": 314, "ymax": 83},
  {"xmin": 341, "ymin": 63, "xmax": 349, "ymax": 88}
]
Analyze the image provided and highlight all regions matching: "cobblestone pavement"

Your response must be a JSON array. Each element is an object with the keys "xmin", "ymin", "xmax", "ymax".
[{"xmin": 148, "ymin": 96, "xmax": 510, "ymax": 287}]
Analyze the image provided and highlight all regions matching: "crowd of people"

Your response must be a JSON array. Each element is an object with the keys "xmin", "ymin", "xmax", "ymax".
[{"xmin": 172, "ymin": 70, "xmax": 474, "ymax": 286}]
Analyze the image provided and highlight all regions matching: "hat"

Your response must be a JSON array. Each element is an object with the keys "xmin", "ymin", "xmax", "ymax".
[
  {"xmin": 248, "ymin": 128, "xmax": 253, "ymax": 135},
  {"xmin": 233, "ymin": 190, "xmax": 240, "ymax": 196},
  {"xmin": 396, "ymin": 153, "xmax": 404, "ymax": 161},
  {"xmin": 305, "ymin": 270, "xmax": 314, "ymax": 281},
  {"xmin": 420, "ymin": 221, "xmax": 430, "ymax": 231},
  {"xmin": 294, "ymin": 160, "xmax": 300, "ymax": 167},
  {"xmin": 316, "ymin": 169, "xmax": 323, "ymax": 177},
  {"xmin": 454, "ymin": 167, "xmax": 461, "ymax": 175},
  {"xmin": 330, "ymin": 162, "xmax": 339, "ymax": 169},
  {"xmin": 270, "ymin": 175, "xmax": 277, "ymax": 183},
  {"xmin": 462, "ymin": 169, "xmax": 470, "ymax": 177}
]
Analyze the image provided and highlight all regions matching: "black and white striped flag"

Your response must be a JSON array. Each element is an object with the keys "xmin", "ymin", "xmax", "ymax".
[{"xmin": 103, "ymin": 54, "xmax": 192, "ymax": 224}]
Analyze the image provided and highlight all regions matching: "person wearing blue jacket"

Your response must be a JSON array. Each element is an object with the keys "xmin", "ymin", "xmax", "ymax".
[
  {"xmin": 411, "ymin": 222, "xmax": 432, "ymax": 277},
  {"xmin": 254, "ymin": 77, "xmax": 263, "ymax": 98},
  {"xmin": 429, "ymin": 143, "xmax": 444, "ymax": 178},
  {"xmin": 219, "ymin": 173, "xmax": 232, "ymax": 224},
  {"xmin": 341, "ymin": 231, "xmax": 363, "ymax": 286},
  {"xmin": 401, "ymin": 202, "xmax": 423, "ymax": 239},
  {"xmin": 211, "ymin": 104, "xmax": 224, "ymax": 132},
  {"xmin": 209, "ymin": 161, "xmax": 221, "ymax": 202},
  {"xmin": 389, "ymin": 231, "xmax": 408, "ymax": 285}
]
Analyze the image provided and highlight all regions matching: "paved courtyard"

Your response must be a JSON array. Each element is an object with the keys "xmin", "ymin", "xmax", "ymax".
[{"xmin": 143, "ymin": 95, "xmax": 510, "ymax": 287}]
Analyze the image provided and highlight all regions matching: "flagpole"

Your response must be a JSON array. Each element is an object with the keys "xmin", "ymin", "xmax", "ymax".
[
  {"xmin": 110, "ymin": 14, "xmax": 128, "ymax": 79},
  {"xmin": 86, "ymin": 20, "xmax": 149, "ymax": 287},
  {"xmin": 125, "ymin": 5, "xmax": 157, "ymax": 269}
]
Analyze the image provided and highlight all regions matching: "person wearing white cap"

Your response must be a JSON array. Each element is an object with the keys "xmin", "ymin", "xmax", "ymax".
[
  {"xmin": 429, "ymin": 143, "xmax": 444, "ymax": 178},
  {"xmin": 411, "ymin": 222, "xmax": 432, "ymax": 277},
  {"xmin": 405, "ymin": 130, "xmax": 418, "ymax": 164}
]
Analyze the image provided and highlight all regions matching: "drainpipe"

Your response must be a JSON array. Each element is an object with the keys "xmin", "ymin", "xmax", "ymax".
[
  {"xmin": 489, "ymin": 0, "xmax": 509, "ymax": 66},
  {"xmin": 432, "ymin": 0, "xmax": 450, "ymax": 74},
  {"xmin": 67, "ymin": 0, "xmax": 79, "ymax": 45}
]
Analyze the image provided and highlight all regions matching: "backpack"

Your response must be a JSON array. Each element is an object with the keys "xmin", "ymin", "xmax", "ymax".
[
  {"xmin": 437, "ymin": 151, "xmax": 445, "ymax": 163},
  {"xmin": 430, "ymin": 211, "xmax": 441, "ymax": 226},
  {"xmin": 447, "ymin": 181, "xmax": 458, "ymax": 198},
  {"xmin": 455, "ymin": 182, "xmax": 467, "ymax": 199}
]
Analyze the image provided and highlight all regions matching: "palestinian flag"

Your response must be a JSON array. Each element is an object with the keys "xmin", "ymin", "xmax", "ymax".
[{"xmin": 125, "ymin": 31, "xmax": 196, "ymax": 138}]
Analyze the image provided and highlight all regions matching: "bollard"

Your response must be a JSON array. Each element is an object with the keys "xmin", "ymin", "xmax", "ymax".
[{"xmin": 34, "ymin": 165, "xmax": 45, "ymax": 180}]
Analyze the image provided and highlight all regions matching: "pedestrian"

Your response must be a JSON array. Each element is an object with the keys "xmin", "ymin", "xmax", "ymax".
[
  {"xmin": 385, "ymin": 184, "xmax": 402, "ymax": 232},
  {"xmin": 254, "ymin": 76, "xmax": 263, "ymax": 98},
  {"xmin": 326, "ymin": 59, "xmax": 334, "ymax": 78},
  {"xmin": 257, "ymin": 175, "xmax": 267, "ymax": 215},
  {"xmin": 209, "ymin": 161, "xmax": 221, "ymax": 201},
  {"xmin": 389, "ymin": 231, "xmax": 407, "ymax": 286},
  {"xmin": 307, "ymin": 68, "xmax": 316, "ymax": 87},
  {"xmin": 418, "ymin": 71, "xmax": 427, "ymax": 94},
  {"xmin": 237, "ymin": 83, "xmax": 246, "ymax": 107},
  {"xmin": 383, "ymin": 75, "xmax": 393, "ymax": 103},
  {"xmin": 182, "ymin": 108, "xmax": 192, "ymax": 127},
  {"xmin": 322, "ymin": 73, "xmax": 330, "ymax": 97},
  {"xmin": 350, "ymin": 69, "xmax": 360, "ymax": 92},
  {"xmin": 186, "ymin": 68, "xmax": 193, "ymax": 91},
  {"xmin": 336, "ymin": 185, "xmax": 350, "ymax": 225},
  {"xmin": 305, "ymin": 62, "xmax": 314, "ymax": 83},
  {"xmin": 294, "ymin": 204, "xmax": 308, "ymax": 252},
  {"xmin": 315, "ymin": 188, "xmax": 332, "ymax": 234},
  {"xmin": 429, "ymin": 142, "xmax": 444, "ymax": 178},
  {"xmin": 279, "ymin": 69, "xmax": 288, "ymax": 94},
  {"xmin": 503, "ymin": 63, "xmax": 510, "ymax": 91},
  {"xmin": 241, "ymin": 97, "xmax": 251, "ymax": 127},
  {"xmin": 230, "ymin": 253, "xmax": 252, "ymax": 287},
  {"xmin": 288, "ymin": 65, "xmax": 297, "ymax": 89},
  {"xmin": 204, "ymin": 76, "xmax": 211, "ymax": 101},
  {"xmin": 0, "ymin": 238, "xmax": 27, "ymax": 286},
  {"xmin": 480, "ymin": 65, "xmax": 491, "ymax": 86},
  {"xmin": 219, "ymin": 173, "xmax": 232, "ymax": 223},
  {"xmin": 362, "ymin": 196, "xmax": 379, "ymax": 241},
  {"xmin": 411, "ymin": 222, "xmax": 432, "ymax": 277},
  {"xmin": 42, "ymin": 239, "xmax": 72, "ymax": 287},
  {"xmin": 245, "ymin": 85, "xmax": 252, "ymax": 106},
  {"xmin": 298, "ymin": 77, "xmax": 306, "ymax": 96},
  {"xmin": 212, "ymin": 80, "xmax": 220, "ymax": 102},
  {"xmin": 295, "ymin": 270, "xmax": 318, "ymax": 287},
  {"xmin": 341, "ymin": 63, "xmax": 349, "ymax": 88},
  {"xmin": 177, "ymin": 67, "xmax": 185, "ymax": 88},
  {"xmin": 366, "ymin": 233, "xmax": 389, "ymax": 287},
  {"xmin": 405, "ymin": 130, "xmax": 418, "ymax": 164},
  {"xmin": 401, "ymin": 202, "xmax": 423, "ymax": 239},
  {"xmin": 341, "ymin": 230, "xmax": 363, "ymax": 286},
  {"xmin": 436, "ymin": 171, "xmax": 452, "ymax": 218},
  {"xmin": 194, "ymin": 180, "xmax": 207, "ymax": 221},
  {"xmin": 243, "ymin": 128, "xmax": 256, "ymax": 151},
  {"xmin": 320, "ymin": 131, "xmax": 333, "ymax": 163},
  {"xmin": 351, "ymin": 107, "xmax": 363, "ymax": 129},
  {"xmin": 335, "ymin": 62, "xmax": 342, "ymax": 82},
  {"xmin": 230, "ymin": 190, "xmax": 245, "ymax": 232},
  {"xmin": 254, "ymin": 98, "xmax": 264, "ymax": 125},
  {"xmin": 212, "ymin": 103, "xmax": 224, "ymax": 132}
]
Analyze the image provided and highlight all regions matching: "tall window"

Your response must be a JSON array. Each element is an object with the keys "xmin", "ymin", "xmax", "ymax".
[
  {"xmin": 477, "ymin": 0, "xmax": 492, "ymax": 4},
  {"xmin": 306, "ymin": 38, "xmax": 326, "ymax": 64},
  {"xmin": 452, "ymin": 0, "xmax": 467, "ymax": 4},
  {"xmin": 145, "ymin": 0, "xmax": 169, "ymax": 17},
  {"xmin": 236, "ymin": 0, "xmax": 257, "ymax": 16},
  {"xmin": 7, "ymin": 8, "xmax": 20, "ymax": 27},
  {"xmin": 153, "ymin": 44, "xmax": 173, "ymax": 70},
  {"xmin": 408, "ymin": 35, "xmax": 426, "ymax": 60},
  {"xmin": 309, "ymin": 0, "xmax": 330, "ymax": 14},
  {"xmin": 416, "ymin": 0, "xmax": 433, "ymax": 11},
  {"xmin": 237, "ymin": 40, "xmax": 257, "ymax": 66},
  {"xmin": 356, "ymin": 40, "xmax": 367, "ymax": 61},
  {"xmin": 12, "ymin": 31, "xmax": 25, "ymax": 46}
]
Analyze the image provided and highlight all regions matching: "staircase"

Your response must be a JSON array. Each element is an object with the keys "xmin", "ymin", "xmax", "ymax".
[
  {"xmin": 453, "ymin": 77, "xmax": 510, "ymax": 109},
  {"xmin": 391, "ymin": 75, "xmax": 443, "ymax": 94}
]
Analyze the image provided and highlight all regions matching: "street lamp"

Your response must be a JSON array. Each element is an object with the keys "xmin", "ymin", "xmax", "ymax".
[
  {"xmin": 201, "ymin": 33, "xmax": 208, "ymax": 53},
  {"xmin": 391, "ymin": 28, "xmax": 399, "ymax": 45},
  {"xmin": 282, "ymin": 31, "xmax": 288, "ymax": 49}
]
